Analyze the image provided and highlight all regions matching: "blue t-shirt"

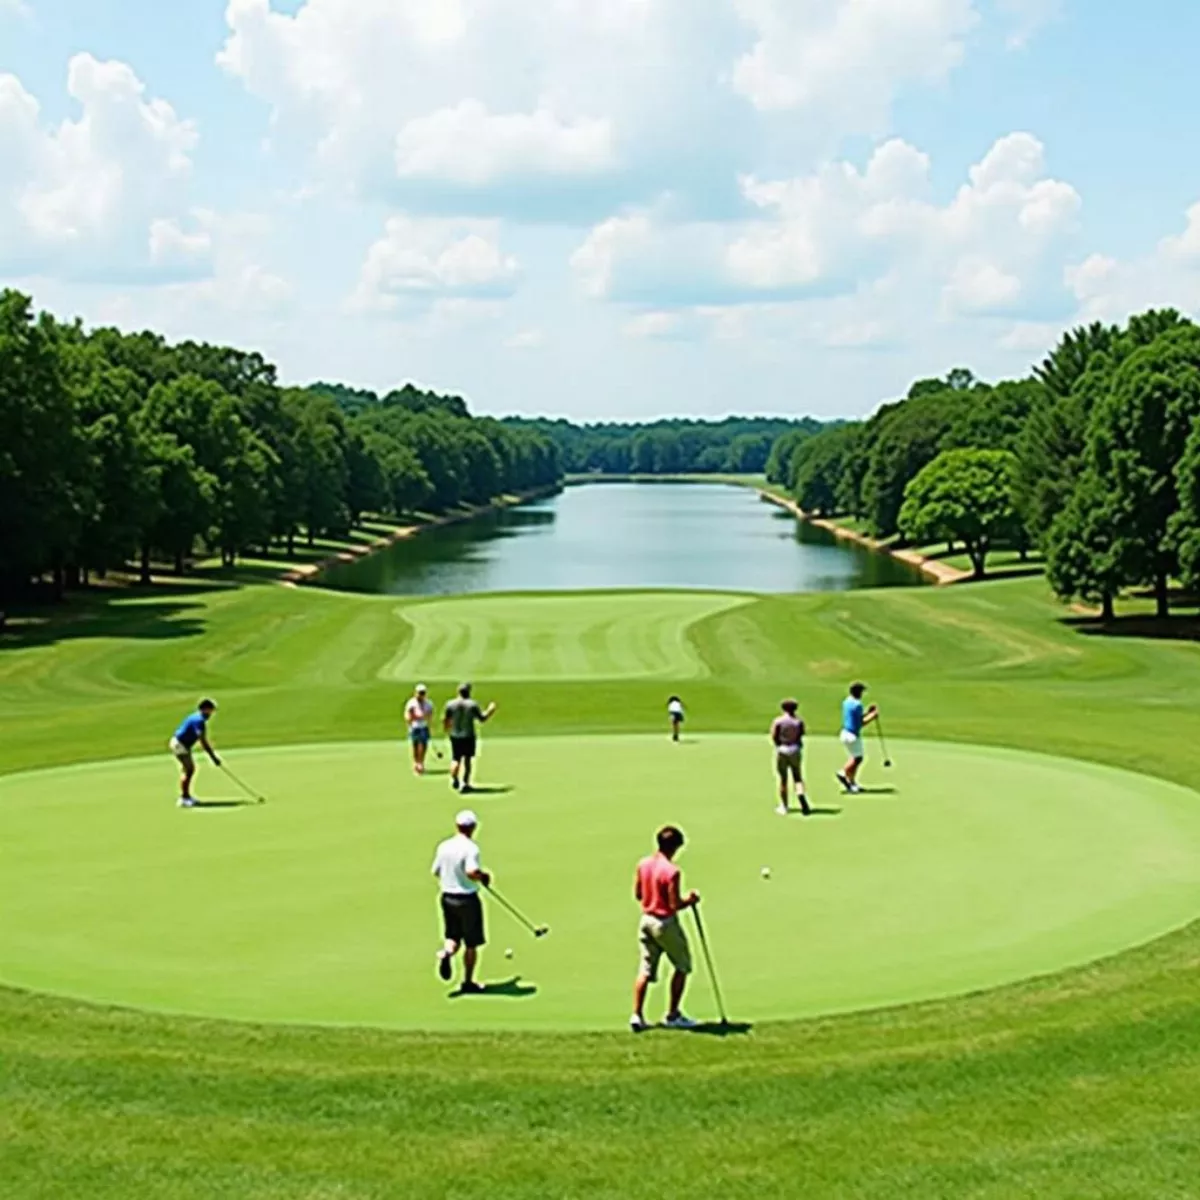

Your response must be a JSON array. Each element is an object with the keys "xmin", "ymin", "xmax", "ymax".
[
  {"xmin": 842, "ymin": 697, "xmax": 865, "ymax": 735},
  {"xmin": 174, "ymin": 713, "xmax": 208, "ymax": 749}
]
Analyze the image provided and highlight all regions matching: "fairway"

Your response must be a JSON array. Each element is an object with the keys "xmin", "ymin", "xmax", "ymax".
[
  {"xmin": 4, "ymin": 734, "xmax": 1200, "ymax": 1031},
  {"xmin": 381, "ymin": 591, "xmax": 752, "ymax": 681}
]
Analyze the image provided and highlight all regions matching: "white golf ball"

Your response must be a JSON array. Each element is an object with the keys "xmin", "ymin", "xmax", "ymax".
[
  {"xmin": 761, "ymin": 866, "xmax": 771, "ymax": 879},
  {"xmin": 505, "ymin": 948, "xmax": 514, "ymax": 959}
]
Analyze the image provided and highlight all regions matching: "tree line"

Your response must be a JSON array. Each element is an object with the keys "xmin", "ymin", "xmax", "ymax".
[
  {"xmin": 0, "ymin": 291, "xmax": 562, "ymax": 602},
  {"xmin": 506, "ymin": 415, "xmax": 826, "ymax": 478},
  {"xmin": 767, "ymin": 309, "xmax": 1200, "ymax": 617}
]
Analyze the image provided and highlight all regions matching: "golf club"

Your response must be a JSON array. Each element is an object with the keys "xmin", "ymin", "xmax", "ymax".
[
  {"xmin": 875, "ymin": 716, "xmax": 894, "ymax": 769},
  {"xmin": 220, "ymin": 762, "xmax": 267, "ymax": 804},
  {"xmin": 485, "ymin": 884, "xmax": 549, "ymax": 938},
  {"xmin": 691, "ymin": 905, "xmax": 729, "ymax": 1027}
]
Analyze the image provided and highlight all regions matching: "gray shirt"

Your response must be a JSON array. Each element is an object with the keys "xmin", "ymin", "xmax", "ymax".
[{"xmin": 444, "ymin": 697, "xmax": 485, "ymax": 739}]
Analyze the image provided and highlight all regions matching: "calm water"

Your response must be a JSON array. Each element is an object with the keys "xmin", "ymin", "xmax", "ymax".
[{"xmin": 317, "ymin": 482, "xmax": 925, "ymax": 596}]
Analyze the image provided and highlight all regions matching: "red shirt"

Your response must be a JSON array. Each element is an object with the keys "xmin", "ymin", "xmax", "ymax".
[{"xmin": 636, "ymin": 852, "xmax": 681, "ymax": 918}]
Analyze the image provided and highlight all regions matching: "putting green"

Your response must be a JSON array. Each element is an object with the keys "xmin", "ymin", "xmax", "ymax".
[
  {"xmin": 381, "ymin": 592, "xmax": 751, "ymax": 682},
  {"xmin": 3, "ymin": 735, "xmax": 1200, "ymax": 1032}
]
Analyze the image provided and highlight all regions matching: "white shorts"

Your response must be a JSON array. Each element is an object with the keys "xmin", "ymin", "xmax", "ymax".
[
  {"xmin": 840, "ymin": 730, "xmax": 864, "ymax": 760},
  {"xmin": 169, "ymin": 737, "xmax": 194, "ymax": 767}
]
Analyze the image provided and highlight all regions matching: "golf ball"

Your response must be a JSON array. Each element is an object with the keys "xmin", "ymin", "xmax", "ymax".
[
  {"xmin": 505, "ymin": 948, "xmax": 514, "ymax": 959},
  {"xmin": 761, "ymin": 866, "xmax": 771, "ymax": 878}
]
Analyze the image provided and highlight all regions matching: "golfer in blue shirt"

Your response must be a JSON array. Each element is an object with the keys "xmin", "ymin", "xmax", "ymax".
[
  {"xmin": 836, "ymin": 682, "xmax": 878, "ymax": 794},
  {"xmin": 169, "ymin": 699, "xmax": 221, "ymax": 807}
]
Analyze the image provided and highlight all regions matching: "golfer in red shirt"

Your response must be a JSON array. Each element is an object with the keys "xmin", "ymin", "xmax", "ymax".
[{"xmin": 631, "ymin": 825, "xmax": 700, "ymax": 1032}]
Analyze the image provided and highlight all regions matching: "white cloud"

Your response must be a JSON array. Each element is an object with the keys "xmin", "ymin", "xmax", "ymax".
[
  {"xmin": 1064, "ymin": 201, "xmax": 1200, "ymax": 323},
  {"xmin": 351, "ymin": 216, "xmax": 522, "ymax": 314},
  {"xmin": 731, "ymin": 0, "xmax": 977, "ymax": 124},
  {"xmin": 504, "ymin": 328, "xmax": 546, "ymax": 349},
  {"xmin": 997, "ymin": 0, "xmax": 1063, "ymax": 49},
  {"xmin": 625, "ymin": 311, "xmax": 688, "ymax": 339},
  {"xmin": 0, "ymin": 54, "xmax": 208, "ymax": 281},
  {"xmin": 218, "ymin": 0, "xmax": 1003, "ymax": 217},
  {"xmin": 572, "ymin": 132, "xmax": 1080, "ymax": 318},
  {"xmin": 395, "ymin": 101, "xmax": 616, "ymax": 186},
  {"xmin": 0, "ymin": 0, "xmax": 32, "ymax": 19}
]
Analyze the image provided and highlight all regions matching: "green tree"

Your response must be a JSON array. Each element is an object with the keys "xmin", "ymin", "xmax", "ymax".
[
  {"xmin": 1044, "ymin": 471, "xmax": 1129, "ymax": 622},
  {"xmin": 898, "ymin": 449, "xmax": 1021, "ymax": 579},
  {"xmin": 1086, "ymin": 324, "xmax": 1200, "ymax": 618}
]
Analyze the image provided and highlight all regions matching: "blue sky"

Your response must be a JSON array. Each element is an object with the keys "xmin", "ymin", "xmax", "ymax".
[{"xmin": 2, "ymin": 0, "xmax": 1199, "ymax": 419}]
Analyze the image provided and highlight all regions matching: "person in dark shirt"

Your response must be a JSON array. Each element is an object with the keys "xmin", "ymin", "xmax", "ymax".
[
  {"xmin": 770, "ymin": 699, "xmax": 810, "ymax": 816},
  {"xmin": 443, "ymin": 682, "xmax": 497, "ymax": 794}
]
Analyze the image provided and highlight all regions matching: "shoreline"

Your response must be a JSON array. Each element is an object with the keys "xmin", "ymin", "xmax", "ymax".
[
  {"xmin": 280, "ymin": 485, "xmax": 561, "ymax": 588},
  {"xmin": 755, "ymin": 490, "xmax": 971, "ymax": 587}
]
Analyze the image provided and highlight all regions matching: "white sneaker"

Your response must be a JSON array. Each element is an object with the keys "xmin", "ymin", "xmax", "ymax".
[
  {"xmin": 776, "ymin": 803, "xmax": 789, "ymax": 816},
  {"xmin": 849, "ymin": 783, "xmax": 863, "ymax": 795},
  {"xmin": 629, "ymin": 1014, "xmax": 649, "ymax": 1033},
  {"xmin": 178, "ymin": 797, "xmax": 195, "ymax": 808},
  {"xmin": 663, "ymin": 1013, "xmax": 698, "ymax": 1029}
]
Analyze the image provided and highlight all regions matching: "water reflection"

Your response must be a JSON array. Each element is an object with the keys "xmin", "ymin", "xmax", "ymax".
[{"xmin": 317, "ymin": 483, "xmax": 925, "ymax": 596}]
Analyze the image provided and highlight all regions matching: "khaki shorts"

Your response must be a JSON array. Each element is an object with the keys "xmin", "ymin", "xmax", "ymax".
[
  {"xmin": 840, "ymin": 730, "xmax": 865, "ymax": 760},
  {"xmin": 776, "ymin": 748, "xmax": 803, "ymax": 780},
  {"xmin": 638, "ymin": 913, "xmax": 693, "ymax": 981},
  {"xmin": 169, "ymin": 737, "xmax": 194, "ymax": 769}
]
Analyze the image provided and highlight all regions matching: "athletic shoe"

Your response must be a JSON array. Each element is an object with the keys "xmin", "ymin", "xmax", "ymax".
[
  {"xmin": 835, "ymin": 772, "xmax": 851, "ymax": 792},
  {"xmin": 798, "ymin": 795, "xmax": 812, "ymax": 816},
  {"xmin": 630, "ymin": 1014, "xmax": 650, "ymax": 1033},
  {"xmin": 849, "ymin": 784, "xmax": 863, "ymax": 795},
  {"xmin": 663, "ymin": 1013, "xmax": 698, "ymax": 1030},
  {"xmin": 437, "ymin": 952, "xmax": 452, "ymax": 982},
  {"xmin": 776, "ymin": 803, "xmax": 789, "ymax": 816},
  {"xmin": 178, "ymin": 797, "xmax": 195, "ymax": 808},
  {"xmin": 459, "ymin": 981, "xmax": 485, "ymax": 995},
  {"xmin": 451, "ymin": 778, "xmax": 461, "ymax": 791},
  {"xmin": 460, "ymin": 784, "xmax": 473, "ymax": 795}
]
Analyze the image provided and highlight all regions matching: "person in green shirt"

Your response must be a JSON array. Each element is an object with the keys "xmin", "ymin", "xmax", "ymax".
[{"xmin": 443, "ymin": 682, "xmax": 497, "ymax": 794}]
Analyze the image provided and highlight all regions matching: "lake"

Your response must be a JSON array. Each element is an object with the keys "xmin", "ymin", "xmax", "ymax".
[{"xmin": 316, "ymin": 482, "xmax": 925, "ymax": 596}]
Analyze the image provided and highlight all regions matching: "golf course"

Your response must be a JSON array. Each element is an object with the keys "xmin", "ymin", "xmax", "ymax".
[{"xmin": 5, "ymin": 517, "xmax": 1200, "ymax": 1195}]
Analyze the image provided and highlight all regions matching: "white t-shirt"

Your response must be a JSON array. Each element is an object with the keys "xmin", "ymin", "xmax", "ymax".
[
  {"xmin": 668, "ymin": 700, "xmax": 685, "ymax": 718},
  {"xmin": 405, "ymin": 697, "xmax": 433, "ymax": 728},
  {"xmin": 431, "ymin": 833, "xmax": 482, "ymax": 895}
]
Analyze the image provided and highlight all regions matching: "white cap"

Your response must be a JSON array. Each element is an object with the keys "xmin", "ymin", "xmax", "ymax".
[
  {"xmin": 456, "ymin": 810, "xmax": 479, "ymax": 830},
  {"xmin": 415, "ymin": 682, "xmax": 427, "ymax": 693}
]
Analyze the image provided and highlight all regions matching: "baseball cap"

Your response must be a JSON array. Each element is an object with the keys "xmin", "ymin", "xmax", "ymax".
[
  {"xmin": 199, "ymin": 697, "xmax": 218, "ymax": 710},
  {"xmin": 456, "ymin": 810, "xmax": 479, "ymax": 829},
  {"xmin": 415, "ymin": 683, "xmax": 427, "ymax": 693}
]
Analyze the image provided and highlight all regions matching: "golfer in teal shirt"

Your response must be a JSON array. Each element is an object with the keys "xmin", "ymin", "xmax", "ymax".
[{"xmin": 836, "ymin": 682, "xmax": 877, "ymax": 794}]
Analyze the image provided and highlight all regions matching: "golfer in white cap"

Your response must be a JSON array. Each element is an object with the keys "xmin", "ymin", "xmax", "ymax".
[
  {"xmin": 405, "ymin": 683, "xmax": 435, "ymax": 776},
  {"xmin": 431, "ymin": 810, "xmax": 490, "ymax": 993}
]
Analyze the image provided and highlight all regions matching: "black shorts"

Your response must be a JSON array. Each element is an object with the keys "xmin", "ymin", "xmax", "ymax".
[
  {"xmin": 441, "ymin": 892, "xmax": 485, "ymax": 948},
  {"xmin": 450, "ymin": 735, "xmax": 477, "ymax": 762}
]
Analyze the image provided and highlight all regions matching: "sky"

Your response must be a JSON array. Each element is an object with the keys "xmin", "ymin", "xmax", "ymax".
[{"xmin": 2, "ymin": 1, "xmax": 1199, "ymax": 421}]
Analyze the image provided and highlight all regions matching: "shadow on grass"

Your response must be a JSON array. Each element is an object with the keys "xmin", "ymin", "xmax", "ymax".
[
  {"xmin": 1063, "ymin": 613, "xmax": 1200, "ymax": 643},
  {"xmin": 190, "ymin": 799, "xmax": 262, "ymax": 810},
  {"xmin": 450, "ymin": 977, "xmax": 537, "ymax": 999},
  {"xmin": 852, "ymin": 787, "xmax": 898, "ymax": 796},
  {"xmin": 461, "ymin": 785, "xmax": 514, "ymax": 796},
  {"xmin": 684, "ymin": 1020, "xmax": 753, "ymax": 1037},
  {"xmin": 1, "ymin": 594, "xmax": 209, "ymax": 652},
  {"xmin": 802, "ymin": 806, "xmax": 844, "ymax": 817}
]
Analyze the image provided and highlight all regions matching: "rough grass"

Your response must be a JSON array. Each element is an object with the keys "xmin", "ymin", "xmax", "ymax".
[{"xmin": 3, "ymin": 573, "xmax": 1200, "ymax": 1195}]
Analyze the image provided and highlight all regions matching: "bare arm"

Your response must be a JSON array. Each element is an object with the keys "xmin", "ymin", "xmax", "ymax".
[
  {"xmin": 480, "ymin": 702, "xmax": 497, "ymax": 722},
  {"xmin": 467, "ymin": 866, "xmax": 492, "ymax": 887},
  {"xmin": 199, "ymin": 733, "xmax": 220, "ymax": 765}
]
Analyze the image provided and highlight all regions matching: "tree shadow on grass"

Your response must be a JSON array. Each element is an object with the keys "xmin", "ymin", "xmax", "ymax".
[
  {"xmin": 450, "ymin": 977, "xmax": 537, "ymax": 999},
  {"xmin": 1063, "ymin": 613, "xmax": 1200, "ymax": 644},
  {"xmin": 2, "ymin": 591, "xmax": 210, "ymax": 652}
]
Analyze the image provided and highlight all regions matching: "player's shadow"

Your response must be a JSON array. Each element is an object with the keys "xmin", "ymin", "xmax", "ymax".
[
  {"xmin": 461, "ymin": 785, "xmax": 514, "ymax": 796},
  {"xmin": 802, "ymin": 807, "xmax": 843, "ymax": 817},
  {"xmin": 191, "ymin": 799, "xmax": 260, "ymax": 809},
  {"xmin": 421, "ymin": 768, "xmax": 451, "ymax": 778},
  {"xmin": 851, "ymin": 787, "xmax": 898, "ymax": 796},
  {"xmin": 679, "ymin": 1021, "xmax": 753, "ymax": 1037},
  {"xmin": 450, "ymin": 976, "xmax": 537, "ymax": 999}
]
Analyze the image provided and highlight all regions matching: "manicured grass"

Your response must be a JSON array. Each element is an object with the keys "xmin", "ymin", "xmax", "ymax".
[
  {"xmin": 3, "ymin": 574, "xmax": 1200, "ymax": 1195},
  {"xmin": 383, "ymin": 591, "xmax": 751, "ymax": 681},
  {"xmin": 6, "ymin": 735, "xmax": 1199, "ymax": 1032}
]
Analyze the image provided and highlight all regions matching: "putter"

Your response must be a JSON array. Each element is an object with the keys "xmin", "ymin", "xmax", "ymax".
[
  {"xmin": 691, "ymin": 905, "xmax": 729, "ymax": 1027},
  {"xmin": 875, "ymin": 717, "xmax": 894, "ymax": 769},
  {"xmin": 485, "ymin": 884, "xmax": 549, "ymax": 938},
  {"xmin": 220, "ymin": 762, "xmax": 267, "ymax": 804}
]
